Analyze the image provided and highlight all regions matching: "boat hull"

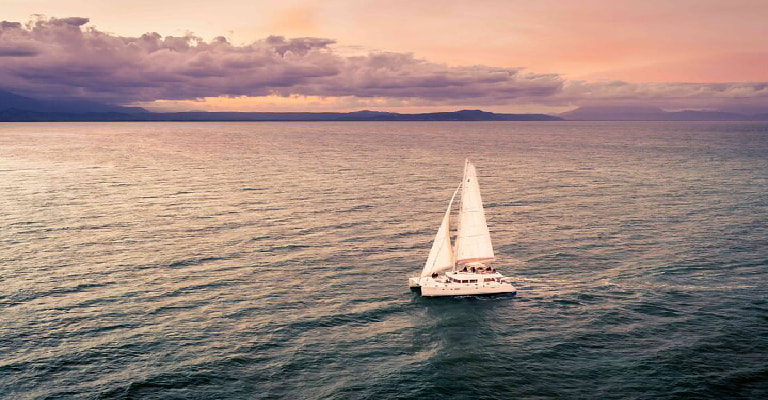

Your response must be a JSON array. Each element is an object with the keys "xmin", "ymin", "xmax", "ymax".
[
  {"xmin": 420, "ymin": 283, "xmax": 516, "ymax": 297},
  {"xmin": 410, "ymin": 276, "xmax": 516, "ymax": 297}
]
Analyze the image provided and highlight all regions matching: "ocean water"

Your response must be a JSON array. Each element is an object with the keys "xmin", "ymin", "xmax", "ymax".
[{"xmin": 1, "ymin": 121, "xmax": 767, "ymax": 399}]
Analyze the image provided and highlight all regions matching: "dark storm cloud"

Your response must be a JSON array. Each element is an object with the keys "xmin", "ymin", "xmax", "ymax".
[{"xmin": 0, "ymin": 16, "xmax": 766, "ymax": 112}]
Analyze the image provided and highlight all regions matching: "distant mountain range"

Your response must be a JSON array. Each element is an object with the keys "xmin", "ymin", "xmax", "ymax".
[
  {"xmin": 0, "ymin": 90, "xmax": 560, "ymax": 122},
  {"xmin": 559, "ymin": 105, "xmax": 768, "ymax": 121},
  {"xmin": 0, "ymin": 90, "xmax": 147, "ymax": 114},
  {"xmin": 1, "ymin": 90, "xmax": 767, "ymax": 121}
]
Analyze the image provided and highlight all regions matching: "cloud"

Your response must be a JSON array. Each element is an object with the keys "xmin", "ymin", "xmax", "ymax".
[
  {"xmin": 0, "ymin": 16, "xmax": 562, "ymax": 105},
  {"xmin": 0, "ymin": 16, "xmax": 766, "ymax": 112},
  {"xmin": 0, "ymin": 45, "xmax": 38, "ymax": 57},
  {"xmin": 560, "ymin": 80, "xmax": 768, "ymax": 111}
]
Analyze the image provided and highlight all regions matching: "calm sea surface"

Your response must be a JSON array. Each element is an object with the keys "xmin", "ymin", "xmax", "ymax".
[{"xmin": 1, "ymin": 121, "xmax": 767, "ymax": 399}]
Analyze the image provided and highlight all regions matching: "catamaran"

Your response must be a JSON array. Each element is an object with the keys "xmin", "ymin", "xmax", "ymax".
[{"xmin": 409, "ymin": 159, "xmax": 517, "ymax": 297}]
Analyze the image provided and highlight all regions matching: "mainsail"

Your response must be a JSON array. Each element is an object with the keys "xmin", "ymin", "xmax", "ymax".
[
  {"xmin": 455, "ymin": 159, "xmax": 495, "ymax": 265},
  {"xmin": 420, "ymin": 184, "xmax": 461, "ymax": 277}
]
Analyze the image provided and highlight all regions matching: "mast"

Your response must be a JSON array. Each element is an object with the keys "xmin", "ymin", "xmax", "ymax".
[
  {"xmin": 454, "ymin": 159, "xmax": 495, "ymax": 265},
  {"xmin": 453, "ymin": 159, "xmax": 469, "ymax": 272}
]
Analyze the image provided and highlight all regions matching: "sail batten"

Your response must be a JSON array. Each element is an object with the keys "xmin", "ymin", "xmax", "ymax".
[{"xmin": 455, "ymin": 160, "xmax": 495, "ymax": 265}]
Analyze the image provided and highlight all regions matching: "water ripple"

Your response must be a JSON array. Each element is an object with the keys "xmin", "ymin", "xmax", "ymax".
[{"xmin": 1, "ymin": 121, "xmax": 767, "ymax": 399}]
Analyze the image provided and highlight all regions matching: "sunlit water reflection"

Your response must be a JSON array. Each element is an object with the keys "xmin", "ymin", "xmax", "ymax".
[{"xmin": 1, "ymin": 121, "xmax": 767, "ymax": 399}]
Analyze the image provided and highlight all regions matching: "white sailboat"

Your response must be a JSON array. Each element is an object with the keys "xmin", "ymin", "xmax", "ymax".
[{"xmin": 409, "ymin": 159, "xmax": 517, "ymax": 297}]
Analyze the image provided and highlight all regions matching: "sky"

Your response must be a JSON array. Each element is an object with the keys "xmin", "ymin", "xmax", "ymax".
[{"xmin": 1, "ymin": 0, "xmax": 767, "ymax": 113}]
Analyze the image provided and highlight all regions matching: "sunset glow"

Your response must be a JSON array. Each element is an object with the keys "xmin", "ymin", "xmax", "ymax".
[{"xmin": 1, "ymin": 0, "xmax": 767, "ymax": 112}]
